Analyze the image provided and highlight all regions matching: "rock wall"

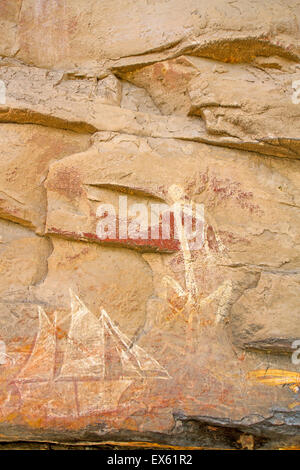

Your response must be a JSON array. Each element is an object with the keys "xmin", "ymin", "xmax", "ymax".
[{"xmin": 0, "ymin": 0, "xmax": 300, "ymax": 449}]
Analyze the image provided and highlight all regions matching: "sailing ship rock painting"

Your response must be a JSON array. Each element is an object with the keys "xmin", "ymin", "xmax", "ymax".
[{"xmin": 13, "ymin": 291, "xmax": 170, "ymax": 418}]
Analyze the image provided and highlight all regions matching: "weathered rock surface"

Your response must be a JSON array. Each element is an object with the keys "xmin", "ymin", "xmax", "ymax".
[
  {"xmin": 0, "ymin": 61, "xmax": 207, "ymax": 139},
  {"xmin": 0, "ymin": 0, "xmax": 300, "ymax": 450},
  {"xmin": 1, "ymin": 58, "xmax": 300, "ymax": 158},
  {"xmin": 231, "ymin": 272, "xmax": 300, "ymax": 350},
  {"xmin": 0, "ymin": 124, "xmax": 90, "ymax": 232},
  {"xmin": 0, "ymin": 0, "xmax": 21, "ymax": 57},
  {"xmin": 0, "ymin": 219, "xmax": 52, "ymax": 295},
  {"xmin": 118, "ymin": 56, "xmax": 300, "ymax": 158},
  {"xmin": 13, "ymin": 0, "xmax": 300, "ymax": 71}
]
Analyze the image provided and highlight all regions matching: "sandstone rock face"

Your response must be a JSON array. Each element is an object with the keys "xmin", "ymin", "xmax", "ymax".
[
  {"xmin": 0, "ymin": 124, "xmax": 90, "ymax": 232},
  {"xmin": 0, "ymin": 0, "xmax": 300, "ymax": 450}
]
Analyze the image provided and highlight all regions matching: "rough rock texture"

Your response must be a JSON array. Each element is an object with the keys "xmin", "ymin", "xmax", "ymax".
[{"xmin": 0, "ymin": 0, "xmax": 300, "ymax": 450}]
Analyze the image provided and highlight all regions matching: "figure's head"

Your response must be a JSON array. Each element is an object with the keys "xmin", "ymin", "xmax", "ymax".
[{"xmin": 168, "ymin": 184, "xmax": 185, "ymax": 203}]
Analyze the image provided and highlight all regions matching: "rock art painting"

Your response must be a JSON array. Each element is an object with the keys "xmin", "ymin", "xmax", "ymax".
[
  {"xmin": 12, "ymin": 291, "xmax": 170, "ymax": 420},
  {"xmin": 0, "ymin": 0, "xmax": 300, "ymax": 450}
]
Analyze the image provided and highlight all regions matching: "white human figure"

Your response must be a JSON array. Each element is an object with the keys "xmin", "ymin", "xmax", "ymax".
[
  {"xmin": 163, "ymin": 185, "xmax": 234, "ymax": 329},
  {"xmin": 167, "ymin": 184, "xmax": 200, "ymax": 306}
]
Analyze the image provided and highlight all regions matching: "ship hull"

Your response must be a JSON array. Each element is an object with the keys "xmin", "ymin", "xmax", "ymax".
[
  {"xmin": 76, "ymin": 379, "xmax": 132, "ymax": 415},
  {"xmin": 12, "ymin": 295, "xmax": 169, "ymax": 419},
  {"xmin": 16, "ymin": 379, "xmax": 133, "ymax": 417},
  {"xmin": 16, "ymin": 381, "xmax": 78, "ymax": 418}
]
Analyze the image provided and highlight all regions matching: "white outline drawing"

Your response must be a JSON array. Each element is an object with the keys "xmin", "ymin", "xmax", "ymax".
[
  {"xmin": 163, "ymin": 185, "xmax": 234, "ymax": 330},
  {"xmin": 0, "ymin": 340, "xmax": 15, "ymax": 365},
  {"xmin": 14, "ymin": 291, "xmax": 170, "ymax": 416}
]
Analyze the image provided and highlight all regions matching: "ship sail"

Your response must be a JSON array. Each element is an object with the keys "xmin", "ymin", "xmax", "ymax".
[
  {"xmin": 16, "ymin": 307, "xmax": 56, "ymax": 383},
  {"xmin": 14, "ymin": 293, "xmax": 170, "ymax": 417},
  {"xmin": 17, "ymin": 290, "xmax": 170, "ymax": 385},
  {"xmin": 100, "ymin": 308, "xmax": 170, "ymax": 380},
  {"xmin": 57, "ymin": 291, "xmax": 105, "ymax": 381},
  {"xmin": 57, "ymin": 292, "xmax": 169, "ymax": 382}
]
